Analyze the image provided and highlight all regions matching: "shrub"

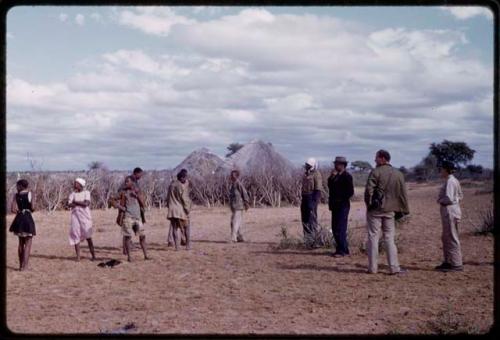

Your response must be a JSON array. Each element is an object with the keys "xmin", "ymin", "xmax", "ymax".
[
  {"xmin": 473, "ymin": 206, "xmax": 494, "ymax": 236},
  {"xmin": 276, "ymin": 224, "xmax": 334, "ymax": 250},
  {"xmin": 276, "ymin": 225, "xmax": 304, "ymax": 250},
  {"xmin": 426, "ymin": 305, "xmax": 482, "ymax": 334}
]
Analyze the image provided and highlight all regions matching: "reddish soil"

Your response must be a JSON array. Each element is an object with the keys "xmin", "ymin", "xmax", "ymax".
[{"xmin": 5, "ymin": 183, "xmax": 494, "ymax": 334}]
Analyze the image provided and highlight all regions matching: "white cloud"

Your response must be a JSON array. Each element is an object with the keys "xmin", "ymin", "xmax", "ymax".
[
  {"xmin": 59, "ymin": 13, "xmax": 68, "ymax": 22},
  {"xmin": 116, "ymin": 7, "xmax": 194, "ymax": 36},
  {"xmin": 190, "ymin": 6, "xmax": 228, "ymax": 16},
  {"xmin": 75, "ymin": 14, "xmax": 85, "ymax": 26},
  {"xmin": 441, "ymin": 6, "xmax": 493, "ymax": 20},
  {"xmin": 222, "ymin": 109, "xmax": 257, "ymax": 123},
  {"xmin": 68, "ymin": 70, "xmax": 133, "ymax": 92},
  {"xmin": 265, "ymin": 93, "xmax": 316, "ymax": 112},
  {"xmin": 6, "ymin": 9, "xmax": 494, "ymax": 170},
  {"xmin": 7, "ymin": 32, "xmax": 14, "ymax": 39},
  {"xmin": 90, "ymin": 12, "xmax": 102, "ymax": 22}
]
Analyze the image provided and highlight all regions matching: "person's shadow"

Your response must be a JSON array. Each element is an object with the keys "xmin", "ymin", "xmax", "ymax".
[{"xmin": 277, "ymin": 263, "xmax": 367, "ymax": 274}]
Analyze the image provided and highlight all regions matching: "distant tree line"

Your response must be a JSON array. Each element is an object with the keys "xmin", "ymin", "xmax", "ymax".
[
  {"xmin": 6, "ymin": 140, "xmax": 491, "ymax": 212},
  {"xmin": 406, "ymin": 140, "xmax": 490, "ymax": 181}
]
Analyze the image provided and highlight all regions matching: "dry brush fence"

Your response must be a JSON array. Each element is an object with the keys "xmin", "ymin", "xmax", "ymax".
[{"xmin": 6, "ymin": 166, "xmax": 363, "ymax": 212}]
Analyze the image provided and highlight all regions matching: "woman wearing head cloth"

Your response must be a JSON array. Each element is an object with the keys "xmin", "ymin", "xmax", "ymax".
[{"xmin": 68, "ymin": 178, "xmax": 96, "ymax": 261}]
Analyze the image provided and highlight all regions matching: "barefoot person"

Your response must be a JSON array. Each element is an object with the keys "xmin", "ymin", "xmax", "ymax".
[
  {"xmin": 118, "ymin": 167, "xmax": 145, "ymax": 254},
  {"xmin": 229, "ymin": 169, "xmax": 250, "ymax": 243},
  {"xmin": 364, "ymin": 149, "xmax": 409, "ymax": 275},
  {"xmin": 328, "ymin": 156, "xmax": 354, "ymax": 257},
  {"xmin": 112, "ymin": 176, "xmax": 149, "ymax": 262},
  {"xmin": 9, "ymin": 179, "xmax": 36, "ymax": 271},
  {"xmin": 435, "ymin": 161, "xmax": 464, "ymax": 272},
  {"xmin": 68, "ymin": 178, "xmax": 96, "ymax": 262},
  {"xmin": 166, "ymin": 169, "xmax": 191, "ymax": 251},
  {"xmin": 301, "ymin": 158, "xmax": 323, "ymax": 248},
  {"xmin": 167, "ymin": 176, "xmax": 188, "ymax": 247}
]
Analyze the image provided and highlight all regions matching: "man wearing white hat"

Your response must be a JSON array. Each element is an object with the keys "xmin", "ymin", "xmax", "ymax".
[{"xmin": 300, "ymin": 157, "xmax": 323, "ymax": 248}]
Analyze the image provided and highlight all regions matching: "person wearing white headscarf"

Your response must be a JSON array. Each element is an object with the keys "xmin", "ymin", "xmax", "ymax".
[
  {"xmin": 300, "ymin": 157, "xmax": 324, "ymax": 248},
  {"xmin": 68, "ymin": 178, "xmax": 96, "ymax": 261}
]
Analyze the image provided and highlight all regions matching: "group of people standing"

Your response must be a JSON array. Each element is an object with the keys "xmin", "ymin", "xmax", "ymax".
[
  {"xmin": 9, "ymin": 150, "xmax": 464, "ymax": 274},
  {"xmin": 8, "ymin": 166, "xmax": 252, "ymax": 268},
  {"xmin": 300, "ymin": 149, "xmax": 464, "ymax": 274}
]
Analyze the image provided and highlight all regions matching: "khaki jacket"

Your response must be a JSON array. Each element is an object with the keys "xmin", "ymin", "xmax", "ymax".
[
  {"xmin": 229, "ymin": 180, "xmax": 250, "ymax": 211},
  {"xmin": 364, "ymin": 164, "xmax": 409, "ymax": 214},
  {"xmin": 302, "ymin": 170, "xmax": 323, "ymax": 195},
  {"xmin": 166, "ymin": 179, "xmax": 191, "ymax": 221}
]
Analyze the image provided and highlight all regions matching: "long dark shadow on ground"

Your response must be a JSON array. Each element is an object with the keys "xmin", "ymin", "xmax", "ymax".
[{"xmin": 277, "ymin": 263, "xmax": 367, "ymax": 274}]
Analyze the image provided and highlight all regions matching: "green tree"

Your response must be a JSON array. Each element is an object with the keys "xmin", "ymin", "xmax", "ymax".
[
  {"xmin": 226, "ymin": 143, "xmax": 244, "ymax": 157},
  {"xmin": 413, "ymin": 154, "xmax": 439, "ymax": 181},
  {"xmin": 466, "ymin": 164, "xmax": 483, "ymax": 174},
  {"xmin": 466, "ymin": 164, "xmax": 483, "ymax": 179},
  {"xmin": 88, "ymin": 161, "xmax": 106, "ymax": 170},
  {"xmin": 429, "ymin": 140, "xmax": 475, "ymax": 169},
  {"xmin": 398, "ymin": 166, "xmax": 409, "ymax": 175},
  {"xmin": 350, "ymin": 160, "xmax": 373, "ymax": 172}
]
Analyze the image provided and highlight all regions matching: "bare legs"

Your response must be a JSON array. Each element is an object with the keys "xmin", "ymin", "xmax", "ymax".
[
  {"xmin": 185, "ymin": 224, "xmax": 191, "ymax": 250},
  {"xmin": 18, "ymin": 236, "xmax": 32, "ymax": 271},
  {"xmin": 172, "ymin": 226, "xmax": 180, "ymax": 251},
  {"xmin": 168, "ymin": 224, "xmax": 186, "ymax": 247},
  {"xmin": 74, "ymin": 238, "xmax": 96, "ymax": 262},
  {"xmin": 74, "ymin": 243, "xmax": 81, "ymax": 262},
  {"xmin": 87, "ymin": 238, "xmax": 96, "ymax": 260},
  {"xmin": 23, "ymin": 237, "xmax": 32, "ymax": 270},
  {"xmin": 17, "ymin": 237, "xmax": 24, "ymax": 270},
  {"xmin": 124, "ymin": 235, "xmax": 149, "ymax": 262},
  {"xmin": 172, "ymin": 219, "xmax": 190, "ymax": 251},
  {"xmin": 124, "ymin": 236, "xmax": 132, "ymax": 262},
  {"xmin": 139, "ymin": 235, "xmax": 149, "ymax": 260}
]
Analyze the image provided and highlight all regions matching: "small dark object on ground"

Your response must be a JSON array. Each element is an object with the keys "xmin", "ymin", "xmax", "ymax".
[
  {"xmin": 101, "ymin": 322, "xmax": 136, "ymax": 334},
  {"xmin": 98, "ymin": 259, "xmax": 122, "ymax": 268}
]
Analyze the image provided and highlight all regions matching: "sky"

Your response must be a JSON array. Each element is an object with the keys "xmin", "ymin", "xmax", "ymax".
[{"xmin": 5, "ymin": 5, "xmax": 495, "ymax": 171}]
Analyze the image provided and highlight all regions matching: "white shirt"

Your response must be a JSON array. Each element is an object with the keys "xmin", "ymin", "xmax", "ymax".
[
  {"xmin": 437, "ymin": 175, "xmax": 463, "ymax": 219},
  {"xmin": 69, "ymin": 190, "xmax": 91, "ymax": 205},
  {"xmin": 438, "ymin": 175, "xmax": 463, "ymax": 206}
]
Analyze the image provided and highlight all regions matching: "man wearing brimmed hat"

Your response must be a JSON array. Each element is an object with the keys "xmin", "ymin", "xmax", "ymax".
[
  {"xmin": 435, "ymin": 161, "xmax": 464, "ymax": 272},
  {"xmin": 328, "ymin": 156, "xmax": 354, "ymax": 257},
  {"xmin": 301, "ymin": 157, "xmax": 323, "ymax": 248}
]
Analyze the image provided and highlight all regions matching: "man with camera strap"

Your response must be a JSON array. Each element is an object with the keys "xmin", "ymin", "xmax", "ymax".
[{"xmin": 364, "ymin": 149, "xmax": 409, "ymax": 275}]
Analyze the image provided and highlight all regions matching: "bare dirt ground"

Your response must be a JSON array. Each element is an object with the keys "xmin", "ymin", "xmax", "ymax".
[{"xmin": 5, "ymin": 183, "xmax": 494, "ymax": 334}]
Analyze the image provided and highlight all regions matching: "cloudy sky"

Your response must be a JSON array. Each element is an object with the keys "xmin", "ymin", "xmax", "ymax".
[{"xmin": 6, "ymin": 6, "xmax": 494, "ymax": 171}]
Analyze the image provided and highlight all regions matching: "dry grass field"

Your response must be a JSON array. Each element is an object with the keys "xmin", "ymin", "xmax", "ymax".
[{"xmin": 4, "ymin": 183, "xmax": 494, "ymax": 335}]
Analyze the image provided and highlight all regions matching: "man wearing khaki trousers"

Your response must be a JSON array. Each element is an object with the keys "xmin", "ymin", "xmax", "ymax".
[
  {"xmin": 229, "ymin": 170, "xmax": 250, "ymax": 242},
  {"xmin": 364, "ymin": 149, "xmax": 409, "ymax": 275},
  {"xmin": 435, "ymin": 161, "xmax": 464, "ymax": 272}
]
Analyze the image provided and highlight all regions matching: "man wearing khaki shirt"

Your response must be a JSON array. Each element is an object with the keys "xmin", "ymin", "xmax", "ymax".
[
  {"xmin": 301, "ymin": 157, "xmax": 323, "ymax": 248},
  {"xmin": 229, "ymin": 169, "xmax": 250, "ymax": 243},
  {"xmin": 435, "ymin": 161, "xmax": 464, "ymax": 272},
  {"xmin": 364, "ymin": 149, "xmax": 409, "ymax": 275},
  {"xmin": 166, "ymin": 169, "xmax": 192, "ymax": 251}
]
